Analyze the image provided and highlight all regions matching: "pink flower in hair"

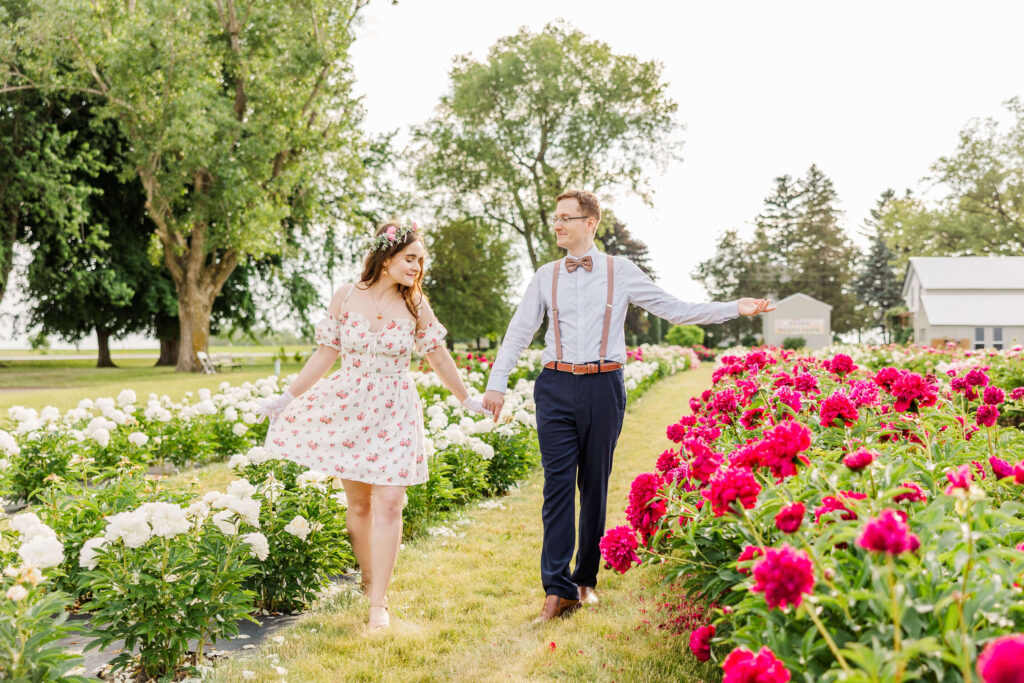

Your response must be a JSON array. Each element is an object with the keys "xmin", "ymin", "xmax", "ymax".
[{"xmin": 385, "ymin": 225, "xmax": 397, "ymax": 241}]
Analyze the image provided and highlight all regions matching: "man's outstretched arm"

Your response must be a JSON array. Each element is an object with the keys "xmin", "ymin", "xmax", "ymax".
[{"xmin": 483, "ymin": 270, "xmax": 546, "ymax": 421}]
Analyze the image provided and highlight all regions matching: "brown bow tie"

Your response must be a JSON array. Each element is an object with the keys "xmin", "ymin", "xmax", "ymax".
[{"xmin": 565, "ymin": 255, "xmax": 593, "ymax": 273}]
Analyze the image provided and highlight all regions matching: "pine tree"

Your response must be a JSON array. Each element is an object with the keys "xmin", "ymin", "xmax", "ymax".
[{"xmin": 854, "ymin": 191, "xmax": 905, "ymax": 341}]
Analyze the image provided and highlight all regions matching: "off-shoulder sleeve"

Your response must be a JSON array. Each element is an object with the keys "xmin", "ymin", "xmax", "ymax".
[
  {"xmin": 414, "ymin": 320, "xmax": 448, "ymax": 355},
  {"xmin": 314, "ymin": 315, "xmax": 342, "ymax": 350}
]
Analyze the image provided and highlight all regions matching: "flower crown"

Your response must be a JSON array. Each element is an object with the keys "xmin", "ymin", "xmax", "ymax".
[{"xmin": 367, "ymin": 218, "xmax": 421, "ymax": 253}]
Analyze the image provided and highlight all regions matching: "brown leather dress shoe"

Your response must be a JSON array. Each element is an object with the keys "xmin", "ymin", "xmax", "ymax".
[
  {"xmin": 532, "ymin": 594, "xmax": 581, "ymax": 623},
  {"xmin": 577, "ymin": 586, "xmax": 599, "ymax": 605}
]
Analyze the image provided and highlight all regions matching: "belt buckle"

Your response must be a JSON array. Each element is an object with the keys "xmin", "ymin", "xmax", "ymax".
[{"xmin": 571, "ymin": 363, "xmax": 588, "ymax": 375}]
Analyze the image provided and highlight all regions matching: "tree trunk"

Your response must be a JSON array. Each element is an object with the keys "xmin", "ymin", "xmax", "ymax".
[
  {"xmin": 156, "ymin": 336, "xmax": 179, "ymax": 366},
  {"xmin": 175, "ymin": 281, "xmax": 218, "ymax": 372},
  {"xmin": 96, "ymin": 328, "xmax": 116, "ymax": 368}
]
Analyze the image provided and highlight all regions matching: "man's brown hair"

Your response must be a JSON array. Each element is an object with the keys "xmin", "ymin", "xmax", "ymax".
[{"xmin": 556, "ymin": 189, "xmax": 602, "ymax": 224}]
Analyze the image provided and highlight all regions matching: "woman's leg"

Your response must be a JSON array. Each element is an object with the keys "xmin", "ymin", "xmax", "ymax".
[
  {"xmin": 367, "ymin": 485, "xmax": 406, "ymax": 627},
  {"xmin": 340, "ymin": 479, "xmax": 374, "ymax": 590}
]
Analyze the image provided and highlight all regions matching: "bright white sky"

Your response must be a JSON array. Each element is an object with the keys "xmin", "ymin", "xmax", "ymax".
[{"xmin": 3, "ymin": 0, "xmax": 1023, "ymax": 348}]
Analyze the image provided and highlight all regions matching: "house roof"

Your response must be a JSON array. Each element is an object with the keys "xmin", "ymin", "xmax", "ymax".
[
  {"xmin": 771, "ymin": 292, "xmax": 833, "ymax": 310},
  {"xmin": 906, "ymin": 257, "xmax": 1024, "ymax": 291},
  {"xmin": 922, "ymin": 295, "xmax": 1024, "ymax": 326}
]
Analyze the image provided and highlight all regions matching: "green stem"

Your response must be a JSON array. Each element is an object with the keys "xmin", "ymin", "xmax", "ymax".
[
  {"xmin": 739, "ymin": 506, "xmax": 765, "ymax": 547},
  {"xmin": 886, "ymin": 556, "xmax": 904, "ymax": 683},
  {"xmin": 958, "ymin": 506, "xmax": 975, "ymax": 683},
  {"xmin": 804, "ymin": 601, "xmax": 852, "ymax": 674}
]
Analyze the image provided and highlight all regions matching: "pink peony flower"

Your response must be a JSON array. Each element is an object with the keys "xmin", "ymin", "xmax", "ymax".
[
  {"xmin": 894, "ymin": 481, "xmax": 927, "ymax": 504},
  {"xmin": 890, "ymin": 371, "xmax": 939, "ymax": 413},
  {"xmin": 599, "ymin": 525, "xmax": 641, "ymax": 574},
  {"xmin": 843, "ymin": 447, "xmax": 878, "ymax": 471},
  {"xmin": 1015, "ymin": 462, "xmax": 1024, "ymax": 485},
  {"xmin": 849, "ymin": 379, "xmax": 880, "ymax": 408},
  {"xmin": 774, "ymin": 386, "xmax": 803, "ymax": 415},
  {"xmin": 1011, "ymin": 387, "xmax": 1024, "ymax": 401},
  {"xmin": 990, "ymin": 456, "xmax": 1014, "ymax": 480},
  {"xmin": 739, "ymin": 407, "xmax": 766, "ymax": 430},
  {"xmin": 814, "ymin": 491, "xmax": 865, "ymax": 524},
  {"xmin": 722, "ymin": 646, "xmax": 791, "ymax": 683},
  {"xmin": 775, "ymin": 502, "xmax": 805, "ymax": 534},
  {"xmin": 976, "ymin": 404, "xmax": 1000, "ymax": 427},
  {"xmin": 385, "ymin": 225, "xmax": 397, "ymax": 241},
  {"xmin": 751, "ymin": 544, "xmax": 815, "ymax": 610},
  {"xmin": 736, "ymin": 545, "xmax": 764, "ymax": 575},
  {"xmin": 655, "ymin": 448, "xmax": 681, "ymax": 474},
  {"xmin": 873, "ymin": 366, "xmax": 903, "ymax": 392},
  {"xmin": 702, "ymin": 466, "xmax": 761, "ymax": 517},
  {"xmin": 819, "ymin": 392, "xmax": 859, "ymax": 427},
  {"xmin": 976, "ymin": 634, "xmax": 1024, "ymax": 683},
  {"xmin": 827, "ymin": 353, "xmax": 857, "ymax": 376},
  {"xmin": 793, "ymin": 372, "xmax": 820, "ymax": 395},
  {"xmin": 756, "ymin": 420, "xmax": 813, "ymax": 479},
  {"xmin": 983, "ymin": 386, "xmax": 1006, "ymax": 405},
  {"xmin": 857, "ymin": 509, "xmax": 920, "ymax": 555},
  {"xmin": 689, "ymin": 624, "xmax": 715, "ymax": 662},
  {"xmin": 944, "ymin": 464, "xmax": 973, "ymax": 495},
  {"xmin": 625, "ymin": 473, "xmax": 667, "ymax": 539},
  {"xmin": 965, "ymin": 368, "xmax": 990, "ymax": 387}
]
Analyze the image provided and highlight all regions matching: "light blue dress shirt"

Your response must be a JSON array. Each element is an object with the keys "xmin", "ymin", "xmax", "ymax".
[{"xmin": 486, "ymin": 246, "xmax": 739, "ymax": 394}]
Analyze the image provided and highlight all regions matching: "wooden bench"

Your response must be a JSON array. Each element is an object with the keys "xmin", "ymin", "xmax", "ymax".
[{"xmin": 196, "ymin": 351, "xmax": 243, "ymax": 373}]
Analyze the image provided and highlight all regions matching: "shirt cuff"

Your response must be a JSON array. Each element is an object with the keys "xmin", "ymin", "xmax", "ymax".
[
  {"xmin": 485, "ymin": 374, "xmax": 509, "ymax": 395},
  {"xmin": 723, "ymin": 300, "xmax": 741, "ymax": 322}
]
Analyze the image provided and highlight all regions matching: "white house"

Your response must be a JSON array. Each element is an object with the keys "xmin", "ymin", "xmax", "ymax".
[
  {"xmin": 760, "ymin": 293, "xmax": 833, "ymax": 350},
  {"xmin": 901, "ymin": 256, "xmax": 1024, "ymax": 349}
]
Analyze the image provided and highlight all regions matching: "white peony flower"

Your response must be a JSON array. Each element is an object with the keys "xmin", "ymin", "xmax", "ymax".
[
  {"xmin": 79, "ymin": 537, "xmax": 106, "ymax": 570},
  {"xmin": 224, "ymin": 406, "xmax": 239, "ymax": 422},
  {"xmin": 18, "ymin": 534, "xmax": 64, "ymax": 569},
  {"xmin": 77, "ymin": 398, "xmax": 94, "ymax": 411},
  {"xmin": 227, "ymin": 453, "xmax": 250, "ymax": 470},
  {"xmin": 140, "ymin": 502, "xmax": 190, "ymax": 539},
  {"xmin": 283, "ymin": 515, "xmax": 311, "ymax": 541},
  {"xmin": 39, "ymin": 406, "xmax": 60, "ymax": 422},
  {"xmin": 212, "ymin": 510, "xmax": 239, "ymax": 535},
  {"xmin": 229, "ymin": 497, "xmax": 261, "ymax": 527},
  {"xmin": 104, "ymin": 511, "xmax": 152, "ymax": 548},
  {"xmin": 16, "ymin": 419, "xmax": 41, "ymax": 435},
  {"xmin": 10, "ymin": 512, "xmax": 44, "ymax": 536},
  {"xmin": 128, "ymin": 432, "xmax": 149, "ymax": 447},
  {"xmin": 296, "ymin": 470, "xmax": 328, "ymax": 491},
  {"xmin": 94, "ymin": 398, "xmax": 115, "ymax": 415},
  {"xmin": 193, "ymin": 400, "xmax": 217, "ymax": 416},
  {"xmin": 0, "ymin": 429, "xmax": 20, "ymax": 456},
  {"xmin": 231, "ymin": 422, "xmax": 248, "ymax": 437},
  {"xmin": 90, "ymin": 428, "xmax": 111, "ymax": 449},
  {"xmin": 242, "ymin": 532, "xmax": 269, "ymax": 561},
  {"xmin": 246, "ymin": 446, "xmax": 278, "ymax": 465},
  {"xmin": 227, "ymin": 479, "xmax": 258, "ymax": 500},
  {"xmin": 117, "ymin": 389, "xmax": 137, "ymax": 407},
  {"xmin": 242, "ymin": 411, "xmax": 259, "ymax": 425},
  {"xmin": 6, "ymin": 584, "xmax": 28, "ymax": 601}
]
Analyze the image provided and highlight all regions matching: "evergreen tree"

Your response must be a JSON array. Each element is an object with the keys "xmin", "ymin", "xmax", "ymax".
[
  {"xmin": 854, "ymin": 191, "xmax": 905, "ymax": 341},
  {"xmin": 597, "ymin": 213, "xmax": 654, "ymax": 341}
]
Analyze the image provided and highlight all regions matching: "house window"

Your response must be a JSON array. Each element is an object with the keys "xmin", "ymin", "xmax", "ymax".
[
  {"xmin": 993, "ymin": 327, "xmax": 1003, "ymax": 350},
  {"xmin": 974, "ymin": 327, "xmax": 985, "ymax": 350}
]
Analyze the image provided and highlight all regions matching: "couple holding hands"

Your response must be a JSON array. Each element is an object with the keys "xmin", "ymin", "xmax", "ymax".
[{"xmin": 257, "ymin": 189, "xmax": 773, "ymax": 629}]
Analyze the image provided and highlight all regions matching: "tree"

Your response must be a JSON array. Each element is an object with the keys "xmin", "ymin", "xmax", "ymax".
[
  {"xmin": 597, "ymin": 212, "xmax": 654, "ymax": 341},
  {"xmin": 412, "ymin": 21, "xmax": 682, "ymax": 270},
  {"xmin": 692, "ymin": 227, "xmax": 764, "ymax": 347},
  {"xmin": 422, "ymin": 218, "xmax": 513, "ymax": 347},
  {"xmin": 854, "ymin": 191, "xmax": 905, "ymax": 342},
  {"xmin": 4, "ymin": 0, "xmax": 372, "ymax": 370}
]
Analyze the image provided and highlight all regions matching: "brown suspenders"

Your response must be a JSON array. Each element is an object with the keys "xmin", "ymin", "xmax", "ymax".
[{"xmin": 547, "ymin": 254, "xmax": 619, "ymax": 373}]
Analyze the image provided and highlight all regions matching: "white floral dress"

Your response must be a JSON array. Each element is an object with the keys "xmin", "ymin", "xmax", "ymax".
[{"xmin": 264, "ymin": 304, "xmax": 447, "ymax": 486}]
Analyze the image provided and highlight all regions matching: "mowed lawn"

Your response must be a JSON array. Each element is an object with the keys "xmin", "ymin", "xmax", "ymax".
[
  {"xmin": 0, "ymin": 358, "xmax": 307, "ymax": 414},
  {"xmin": 210, "ymin": 366, "xmax": 718, "ymax": 683}
]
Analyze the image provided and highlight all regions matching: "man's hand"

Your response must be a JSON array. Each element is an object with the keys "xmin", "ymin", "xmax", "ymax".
[
  {"xmin": 482, "ymin": 390, "xmax": 505, "ymax": 423},
  {"xmin": 737, "ymin": 298, "xmax": 775, "ymax": 316}
]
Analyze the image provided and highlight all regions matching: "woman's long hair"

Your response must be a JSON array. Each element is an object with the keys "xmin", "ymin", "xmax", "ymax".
[{"xmin": 358, "ymin": 222, "xmax": 426, "ymax": 324}]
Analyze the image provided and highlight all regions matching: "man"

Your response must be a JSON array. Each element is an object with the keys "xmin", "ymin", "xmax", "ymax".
[{"xmin": 482, "ymin": 189, "xmax": 773, "ymax": 623}]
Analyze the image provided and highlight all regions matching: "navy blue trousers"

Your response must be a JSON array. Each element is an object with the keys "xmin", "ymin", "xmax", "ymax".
[{"xmin": 533, "ymin": 367, "xmax": 627, "ymax": 600}]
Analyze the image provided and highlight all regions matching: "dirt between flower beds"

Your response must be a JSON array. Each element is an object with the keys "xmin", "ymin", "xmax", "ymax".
[{"xmin": 55, "ymin": 574, "xmax": 358, "ymax": 680}]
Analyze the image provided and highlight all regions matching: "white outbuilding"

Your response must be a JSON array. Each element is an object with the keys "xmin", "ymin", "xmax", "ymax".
[
  {"xmin": 901, "ymin": 256, "xmax": 1024, "ymax": 349},
  {"xmin": 760, "ymin": 293, "xmax": 833, "ymax": 350}
]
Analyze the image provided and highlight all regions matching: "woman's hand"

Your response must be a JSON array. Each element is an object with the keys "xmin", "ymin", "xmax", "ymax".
[
  {"xmin": 461, "ymin": 396, "xmax": 493, "ymax": 416},
  {"xmin": 256, "ymin": 390, "xmax": 295, "ymax": 424}
]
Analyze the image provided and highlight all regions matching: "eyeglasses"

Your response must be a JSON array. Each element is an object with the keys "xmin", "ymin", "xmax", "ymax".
[{"xmin": 550, "ymin": 215, "xmax": 590, "ymax": 227}]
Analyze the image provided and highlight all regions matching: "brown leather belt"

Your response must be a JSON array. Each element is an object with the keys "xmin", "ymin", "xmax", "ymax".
[{"xmin": 543, "ymin": 361, "xmax": 623, "ymax": 375}]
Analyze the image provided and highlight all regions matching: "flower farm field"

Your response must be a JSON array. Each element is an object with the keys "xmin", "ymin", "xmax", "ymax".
[
  {"xmin": 0, "ymin": 359, "xmax": 306, "ymax": 414},
  {"xmin": 209, "ymin": 367, "xmax": 719, "ymax": 683}
]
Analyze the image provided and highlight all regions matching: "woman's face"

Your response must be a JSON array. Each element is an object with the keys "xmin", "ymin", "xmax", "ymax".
[{"xmin": 385, "ymin": 240, "xmax": 424, "ymax": 287}]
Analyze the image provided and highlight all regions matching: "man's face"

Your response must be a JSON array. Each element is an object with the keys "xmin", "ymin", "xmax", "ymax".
[{"xmin": 552, "ymin": 198, "xmax": 595, "ymax": 250}]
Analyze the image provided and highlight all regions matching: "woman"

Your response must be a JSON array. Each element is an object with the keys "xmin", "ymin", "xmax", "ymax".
[{"xmin": 257, "ymin": 219, "xmax": 489, "ymax": 629}]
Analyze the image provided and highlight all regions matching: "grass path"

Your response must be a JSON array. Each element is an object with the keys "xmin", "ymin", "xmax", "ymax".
[{"xmin": 211, "ymin": 366, "xmax": 719, "ymax": 683}]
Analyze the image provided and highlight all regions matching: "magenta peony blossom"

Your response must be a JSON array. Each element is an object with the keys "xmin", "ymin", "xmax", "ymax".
[
  {"xmin": 774, "ymin": 387, "xmax": 803, "ymax": 415},
  {"xmin": 890, "ymin": 371, "xmax": 939, "ymax": 413},
  {"xmin": 849, "ymin": 379, "xmax": 880, "ymax": 408},
  {"xmin": 843, "ymin": 447, "xmax": 878, "ymax": 471},
  {"xmin": 983, "ymin": 386, "xmax": 1006, "ymax": 405},
  {"xmin": 736, "ymin": 545, "xmax": 764, "ymax": 575},
  {"xmin": 827, "ymin": 353, "xmax": 857, "ymax": 376},
  {"xmin": 965, "ymin": 368, "xmax": 990, "ymax": 387},
  {"xmin": 990, "ymin": 456, "xmax": 1014, "ymax": 480},
  {"xmin": 739, "ymin": 407, "xmax": 766, "ymax": 430},
  {"xmin": 655, "ymin": 448, "xmax": 681, "ymax": 474},
  {"xmin": 793, "ymin": 372, "xmax": 820, "ymax": 395},
  {"xmin": 775, "ymin": 502, "xmax": 805, "ymax": 534},
  {"xmin": 814, "ymin": 491, "xmax": 865, "ymax": 524},
  {"xmin": 944, "ymin": 464, "xmax": 973, "ymax": 495},
  {"xmin": 756, "ymin": 420, "xmax": 813, "ymax": 479},
  {"xmin": 858, "ymin": 509, "xmax": 920, "ymax": 555},
  {"xmin": 722, "ymin": 646, "xmax": 791, "ymax": 683},
  {"xmin": 1011, "ymin": 387, "xmax": 1024, "ymax": 401},
  {"xmin": 976, "ymin": 404, "xmax": 1000, "ymax": 427},
  {"xmin": 689, "ymin": 624, "xmax": 715, "ymax": 662},
  {"xmin": 599, "ymin": 525, "xmax": 641, "ymax": 574},
  {"xmin": 819, "ymin": 392, "xmax": 859, "ymax": 427},
  {"xmin": 894, "ymin": 481, "xmax": 928, "ymax": 504},
  {"xmin": 976, "ymin": 634, "xmax": 1024, "ymax": 683},
  {"xmin": 702, "ymin": 466, "xmax": 761, "ymax": 517},
  {"xmin": 1015, "ymin": 462, "xmax": 1024, "ymax": 485},
  {"xmin": 873, "ymin": 366, "xmax": 903, "ymax": 392},
  {"xmin": 751, "ymin": 544, "xmax": 814, "ymax": 610},
  {"xmin": 625, "ymin": 472, "xmax": 667, "ymax": 539}
]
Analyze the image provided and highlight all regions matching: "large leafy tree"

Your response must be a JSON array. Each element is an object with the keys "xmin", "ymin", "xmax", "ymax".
[
  {"xmin": 4, "ymin": 0, "xmax": 371, "ymax": 370},
  {"xmin": 422, "ymin": 218, "xmax": 513, "ymax": 347},
  {"xmin": 412, "ymin": 21, "xmax": 681, "ymax": 270}
]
